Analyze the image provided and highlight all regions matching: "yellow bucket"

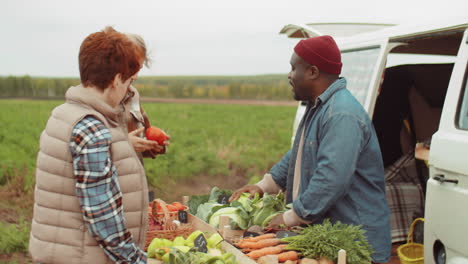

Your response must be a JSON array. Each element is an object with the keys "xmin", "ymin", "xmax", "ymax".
[{"xmin": 397, "ymin": 218, "xmax": 424, "ymax": 264}]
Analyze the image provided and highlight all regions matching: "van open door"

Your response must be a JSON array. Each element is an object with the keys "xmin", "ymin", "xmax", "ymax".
[
  {"xmin": 339, "ymin": 41, "xmax": 402, "ymax": 117},
  {"xmin": 424, "ymin": 28, "xmax": 468, "ymax": 264}
]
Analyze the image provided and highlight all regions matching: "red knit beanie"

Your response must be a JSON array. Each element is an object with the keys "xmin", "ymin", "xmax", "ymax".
[{"xmin": 294, "ymin": 35, "xmax": 342, "ymax": 75}]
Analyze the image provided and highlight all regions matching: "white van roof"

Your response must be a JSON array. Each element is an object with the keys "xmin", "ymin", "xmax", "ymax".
[
  {"xmin": 280, "ymin": 18, "xmax": 467, "ymax": 40},
  {"xmin": 279, "ymin": 22, "xmax": 396, "ymax": 38},
  {"xmin": 280, "ymin": 18, "xmax": 468, "ymax": 55}
]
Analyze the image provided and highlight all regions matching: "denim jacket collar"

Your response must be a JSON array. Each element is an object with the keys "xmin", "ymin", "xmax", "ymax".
[
  {"xmin": 317, "ymin": 77, "xmax": 347, "ymax": 105},
  {"xmin": 306, "ymin": 78, "xmax": 346, "ymax": 109}
]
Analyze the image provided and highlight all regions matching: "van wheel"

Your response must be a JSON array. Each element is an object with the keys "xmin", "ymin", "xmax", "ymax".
[{"xmin": 434, "ymin": 241, "xmax": 446, "ymax": 264}]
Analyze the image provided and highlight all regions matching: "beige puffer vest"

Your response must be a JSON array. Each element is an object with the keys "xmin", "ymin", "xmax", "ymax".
[{"xmin": 29, "ymin": 85, "xmax": 149, "ymax": 264}]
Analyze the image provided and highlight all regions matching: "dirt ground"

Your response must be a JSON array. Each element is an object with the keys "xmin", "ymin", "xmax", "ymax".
[{"xmin": 153, "ymin": 170, "xmax": 249, "ymax": 202}]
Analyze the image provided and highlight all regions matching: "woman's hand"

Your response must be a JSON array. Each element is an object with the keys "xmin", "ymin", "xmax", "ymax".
[
  {"xmin": 147, "ymin": 137, "xmax": 170, "ymax": 156},
  {"xmin": 128, "ymin": 127, "xmax": 162, "ymax": 153}
]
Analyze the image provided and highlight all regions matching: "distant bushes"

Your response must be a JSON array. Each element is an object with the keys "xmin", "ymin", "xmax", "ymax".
[
  {"xmin": 0, "ymin": 75, "xmax": 293, "ymax": 100},
  {"xmin": 0, "ymin": 75, "xmax": 76, "ymax": 98}
]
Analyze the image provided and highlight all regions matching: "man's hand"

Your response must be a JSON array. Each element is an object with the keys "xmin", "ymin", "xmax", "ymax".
[
  {"xmin": 229, "ymin": 185, "xmax": 264, "ymax": 202},
  {"xmin": 128, "ymin": 127, "xmax": 162, "ymax": 153},
  {"xmin": 265, "ymin": 213, "xmax": 286, "ymax": 229}
]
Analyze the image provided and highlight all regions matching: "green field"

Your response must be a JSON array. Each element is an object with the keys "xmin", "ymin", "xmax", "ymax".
[
  {"xmin": 0, "ymin": 99, "xmax": 296, "ymax": 191},
  {"xmin": 0, "ymin": 99, "xmax": 296, "ymax": 258}
]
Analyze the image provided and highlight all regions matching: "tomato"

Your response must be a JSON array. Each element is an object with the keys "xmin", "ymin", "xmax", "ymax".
[{"xmin": 145, "ymin": 126, "xmax": 169, "ymax": 145}]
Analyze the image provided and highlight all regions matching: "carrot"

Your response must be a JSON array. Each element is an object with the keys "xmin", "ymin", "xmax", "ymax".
[
  {"xmin": 171, "ymin": 202, "xmax": 186, "ymax": 211},
  {"xmin": 242, "ymin": 233, "xmax": 276, "ymax": 242},
  {"xmin": 246, "ymin": 244, "xmax": 286, "ymax": 259},
  {"xmin": 237, "ymin": 238, "xmax": 282, "ymax": 249},
  {"xmin": 166, "ymin": 204, "xmax": 179, "ymax": 212},
  {"xmin": 278, "ymin": 251, "xmax": 299, "ymax": 262},
  {"xmin": 241, "ymin": 248, "xmax": 254, "ymax": 253}
]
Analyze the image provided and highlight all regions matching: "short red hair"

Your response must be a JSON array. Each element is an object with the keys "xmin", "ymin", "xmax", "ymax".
[{"xmin": 79, "ymin": 27, "xmax": 146, "ymax": 89}]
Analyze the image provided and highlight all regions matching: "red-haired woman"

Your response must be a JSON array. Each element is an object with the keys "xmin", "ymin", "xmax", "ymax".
[{"xmin": 29, "ymin": 27, "xmax": 152, "ymax": 264}]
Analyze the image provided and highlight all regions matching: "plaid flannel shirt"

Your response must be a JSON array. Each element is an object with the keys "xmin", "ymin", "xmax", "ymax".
[
  {"xmin": 384, "ymin": 151, "xmax": 425, "ymax": 243},
  {"xmin": 69, "ymin": 116, "xmax": 147, "ymax": 264}
]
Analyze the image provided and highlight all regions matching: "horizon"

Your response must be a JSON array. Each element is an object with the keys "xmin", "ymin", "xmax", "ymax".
[{"xmin": 0, "ymin": 73, "xmax": 288, "ymax": 78}]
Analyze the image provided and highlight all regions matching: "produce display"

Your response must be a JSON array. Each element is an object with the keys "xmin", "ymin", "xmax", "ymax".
[
  {"xmin": 232, "ymin": 219, "xmax": 372, "ymax": 264},
  {"xmin": 147, "ymin": 188, "xmax": 374, "ymax": 264}
]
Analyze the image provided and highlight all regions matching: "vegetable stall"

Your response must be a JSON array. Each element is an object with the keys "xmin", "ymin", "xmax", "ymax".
[{"xmin": 146, "ymin": 187, "xmax": 373, "ymax": 264}]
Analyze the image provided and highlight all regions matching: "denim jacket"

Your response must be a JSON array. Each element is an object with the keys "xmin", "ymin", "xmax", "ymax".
[{"xmin": 270, "ymin": 78, "xmax": 391, "ymax": 262}]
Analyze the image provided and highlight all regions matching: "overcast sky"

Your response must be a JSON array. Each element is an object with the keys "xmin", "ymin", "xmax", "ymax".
[{"xmin": 1, "ymin": 0, "xmax": 467, "ymax": 77}]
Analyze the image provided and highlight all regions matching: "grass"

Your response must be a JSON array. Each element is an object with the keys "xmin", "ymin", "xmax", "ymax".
[
  {"xmin": 0, "ymin": 99, "xmax": 296, "ymax": 190},
  {"xmin": 142, "ymin": 102, "xmax": 296, "ymax": 186},
  {"xmin": 0, "ymin": 100, "xmax": 61, "ymax": 189},
  {"xmin": 0, "ymin": 220, "xmax": 30, "ymax": 255}
]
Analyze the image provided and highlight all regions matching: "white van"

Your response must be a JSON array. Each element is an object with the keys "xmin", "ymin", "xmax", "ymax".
[{"xmin": 280, "ymin": 19, "xmax": 468, "ymax": 264}]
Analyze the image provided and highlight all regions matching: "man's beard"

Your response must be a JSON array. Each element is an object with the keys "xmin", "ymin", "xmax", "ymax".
[
  {"xmin": 290, "ymin": 81, "xmax": 300, "ymax": 101},
  {"xmin": 292, "ymin": 91, "xmax": 300, "ymax": 101}
]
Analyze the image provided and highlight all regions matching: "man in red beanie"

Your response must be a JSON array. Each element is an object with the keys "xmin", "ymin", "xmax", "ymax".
[{"xmin": 231, "ymin": 35, "xmax": 391, "ymax": 263}]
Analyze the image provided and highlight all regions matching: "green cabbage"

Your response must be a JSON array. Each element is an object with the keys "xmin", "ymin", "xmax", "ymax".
[
  {"xmin": 229, "ymin": 192, "xmax": 259, "ymax": 213},
  {"xmin": 195, "ymin": 202, "xmax": 227, "ymax": 222},
  {"xmin": 195, "ymin": 187, "xmax": 287, "ymax": 230},
  {"xmin": 208, "ymin": 207, "xmax": 248, "ymax": 230},
  {"xmin": 251, "ymin": 192, "xmax": 286, "ymax": 227}
]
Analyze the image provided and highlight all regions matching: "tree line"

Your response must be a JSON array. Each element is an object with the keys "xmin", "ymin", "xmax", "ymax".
[{"xmin": 0, "ymin": 75, "xmax": 293, "ymax": 100}]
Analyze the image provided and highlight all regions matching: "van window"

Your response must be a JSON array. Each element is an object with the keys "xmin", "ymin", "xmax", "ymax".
[
  {"xmin": 457, "ymin": 64, "xmax": 468, "ymax": 129},
  {"xmin": 341, "ymin": 47, "xmax": 381, "ymax": 104}
]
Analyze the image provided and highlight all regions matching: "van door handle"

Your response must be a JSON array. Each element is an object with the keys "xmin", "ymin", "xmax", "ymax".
[{"xmin": 433, "ymin": 174, "xmax": 458, "ymax": 184}]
